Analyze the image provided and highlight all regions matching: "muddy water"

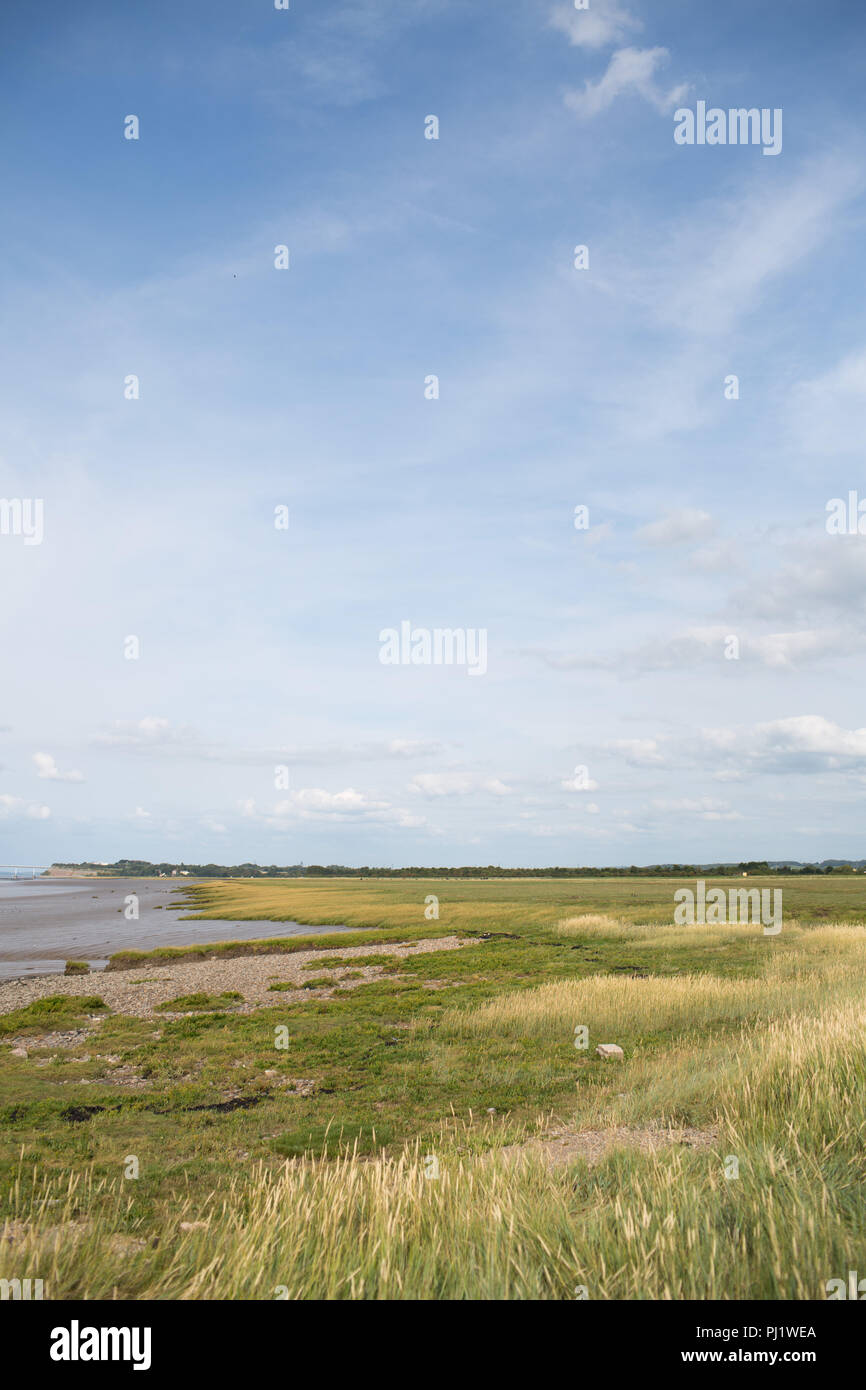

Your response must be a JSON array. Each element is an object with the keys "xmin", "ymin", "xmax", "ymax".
[{"xmin": 0, "ymin": 878, "xmax": 350, "ymax": 978}]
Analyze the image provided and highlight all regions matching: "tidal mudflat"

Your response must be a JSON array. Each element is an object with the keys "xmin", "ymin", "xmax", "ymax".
[{"xmin": 0, "ymin": 877, "xmax": 350, "ymax": 978}]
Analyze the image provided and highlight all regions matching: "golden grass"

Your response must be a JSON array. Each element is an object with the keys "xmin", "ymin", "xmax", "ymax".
[
  {"xmin": 442, "ymin": 922, "xmax": 866, "ymax": 1044},
  {"xmin": 7, "ymin": 906, "xmax": 866, "ymax": 1300},
  {"xmin": 7, "ymin": 987, "xmax": 866, "ymax": 1300},
  {"xmin": 555, "ymin": 913, "xmax": 808, "ymax": 947},
  {"xmin": 555, "ymin": 913, "xmax": 626, "ymax": 934},
  {"xmin": 179, "ymin": 873, "xmax": 866, "ymax": 932}
]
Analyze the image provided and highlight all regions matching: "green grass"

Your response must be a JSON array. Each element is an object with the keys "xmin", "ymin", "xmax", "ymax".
[
  {"xmin": 0, "ymin": 995, "xmax": 107, "ymax": 1036},
  {"xmin": 154, "ymin": 991, "xmax": 244, "ymax": 1012},
  {"xmin": 2, "ymin": 875, "xmax": 866, "ymax": 1299},
  {"xmin": 106, "ymin": 928, "xmax": 429, "ymax": 970},
  {"xmin": 172, "ymin": 871, "xmax": 866, "ymax": 929},
  {"xmin": 271, "ymin": 1120, "xmax": 393, "ymax": 1160}
]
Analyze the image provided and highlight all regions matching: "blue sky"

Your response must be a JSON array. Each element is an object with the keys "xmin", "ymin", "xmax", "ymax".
[{"xmin": 3, "ymin": 0, "xmax": 866, "ymax": 868}]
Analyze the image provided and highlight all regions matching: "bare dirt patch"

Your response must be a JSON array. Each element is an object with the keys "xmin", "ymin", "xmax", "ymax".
[{"xmin": 502, "ymin": 1122, "xmax": 719, "ymax": 1168}]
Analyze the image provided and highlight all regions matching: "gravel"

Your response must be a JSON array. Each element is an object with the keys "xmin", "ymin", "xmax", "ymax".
[{"xmin": 0, "ymin": 935, "xmax": 478, "ymax": 1020}]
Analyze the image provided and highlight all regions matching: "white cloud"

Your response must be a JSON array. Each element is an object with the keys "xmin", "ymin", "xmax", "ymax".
[
  {"xmin": 549, "ymin": 0, "xmax": 641, "ymax": 51},
  {"xmin": 95, "ymin": 717, "xmax": 180, "ymax": 747},
  {"xmin": 409, "ymin": 773, "xmax": 512, "ymax": 798},
  {"xmin": 753, "ymin": 715, "xmax": 866, "ymax": 762},
  {"xmin": 0, "ymin": 794, "xmax": 50, "ymax": 820},
  {"xmin": 561, "ymin": 772, "xmax": 600, "ymax": 791},
  {"xmin": 93, "ymin": 719, "xmax": 444, "ymax": 767},
  {"xmin": 747, "ymin": 630, "xmax": 839, "ymax": 670},
  {"xmin": 33, "ymin": 751, "xmax": 85, "ymax": 783},
  {"xmin": 564, "ymin": 47, "xmax": 688, "ymax": 119},
  {"xmin": 536, "ymin": 618, "xmax": 848, "ymax": 678},
  {"xmin": 536, "ymin": 629, "xmax": 731, "ymax": 674},
  {"xmin": 732, "ymin": 536, "xmax": 866, "ymax": 626},
  {"xmin": 652, "ymin": 797, "xmax": 742, "ymax": 822},
  {"xmin": 288, "ymin": 787, "xmax": 386, "ymax": 813},
  {"xmin": 241, "ymin": 788, "xmax": 426, "ymax": 829},
  {"xmin": 202, "ymin": 817, "xmax": 228, "ymax": 834},
  {"xmin": 593, "ymin": 714, "xmax": 866, "ymax": 785},
  {"xmin": 607, "ymin": 737, "xmax": 666, "ymax": 765},
  {"xmin": 637, "ymin": 509, "xmax": 715, "ymax": 546},
  {"xmin": 409, "ymin": 773, "xmax": 474, "ymax": 798},
  {"xmin": 687, "ymin": 715, "xmax": 866, "ymax": 778},
  {"xmin": 658, "ymin": 158, "xmax": 863, "ymax": 339},
  {"xmin": 689, "ymin": 541, "xmax": 740, "ymax": 574},
  {"xmin": 791, "ymin": 349, "xmax": 866, "ymax": 456},
  {"xmin": 484, "ymin": 778, "xmax": 513, "ymax": 796},
  {"xmin": 384, "ymin": 739, "xmax": 445, "ymax": 758}
]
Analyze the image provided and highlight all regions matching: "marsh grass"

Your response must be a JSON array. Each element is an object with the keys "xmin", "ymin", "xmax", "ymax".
[
  {"xmin": 555, "ymin": 914, "xmax": 807, "ymax": 946},
  {"xmin": 4, "ymin": 879, "xmax": 866, "ymax": 1300},
  {"xmin": 555, "ymin": 912, "xmax": 626, "ymax": 934},
  {"xmin": 174, "ymin": 873, "xmax": 866, "ymax": 929},
  {"xmin": 6, "ymin": 991, "xmax": 865, "ymax": 1301},
  {"xmin": 155, "ymin": 992, "xmax": 243, "ymax": 1013},
  {"xmin": 440, "ymin": 930, "xmax": 866, "ymax": 1043},
  {"xmin": 0, "ymin": 995, "xmax": 107, "ymax": 1036}
]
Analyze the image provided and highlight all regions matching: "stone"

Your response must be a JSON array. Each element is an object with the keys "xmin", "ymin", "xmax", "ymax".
[
  {"xmin": 10, "ymin": 1047, "xmax": 28, "ymax": 1059},
  {"xmin": 595, "ymin": 1043, "xmax": 624, "ymax": 1060}
]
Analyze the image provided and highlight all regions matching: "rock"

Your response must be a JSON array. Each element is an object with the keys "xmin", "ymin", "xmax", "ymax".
[
  {"xmin": 486, "ymin": 1107, "xmax": 497, "ymax": 1114},
  {"xmin": 284, "ymin": 1078, "xmax": 316, "ymax": 1096},
  {"xmin": 595, "ymin": 1043, "xmax": 624, "ymax": 1060},
  {"xmin": 10, "ymin": 1046, "xmax": 28, "ymax": 1059},
  {"xmin": 108, "ymin": 1235, "xmax": 147, "ymax": 1258}
]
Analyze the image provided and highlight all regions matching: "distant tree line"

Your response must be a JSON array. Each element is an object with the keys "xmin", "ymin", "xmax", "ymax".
[{"xmin": 51, "ymin": 858, "xmax": 864, "ymax": 878}]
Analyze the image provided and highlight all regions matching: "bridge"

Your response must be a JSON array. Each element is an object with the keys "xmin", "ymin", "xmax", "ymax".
[{"xmin": 0, "ymin": 865, "xmax": 50, "ymax": 880}]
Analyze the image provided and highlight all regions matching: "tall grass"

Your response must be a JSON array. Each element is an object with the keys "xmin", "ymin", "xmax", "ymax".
[
  {"xmin": 441, "ymin": 923, "xmax": 866, "ymax": 1045},
  {"xmin": 555, "ymin": 913, "xmax": 805, "ymax": 947},
  {"xmin": 5, "ymin": 920, "xmax": 865, "ymax": 1299},
  {"xmin": 5, "ymin": 990, "xmax": 865, "ymax": 1300}
]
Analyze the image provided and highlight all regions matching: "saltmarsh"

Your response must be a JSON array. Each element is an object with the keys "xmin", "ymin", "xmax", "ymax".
[{"xmin": 1, "ymin": 875, "xmax": 865, "ymax": 1299}]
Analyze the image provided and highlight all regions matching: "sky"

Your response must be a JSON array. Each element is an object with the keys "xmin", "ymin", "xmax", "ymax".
[{"xmin": 2, "ymin": 0, "xmax": 866, "ymax": 868}]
